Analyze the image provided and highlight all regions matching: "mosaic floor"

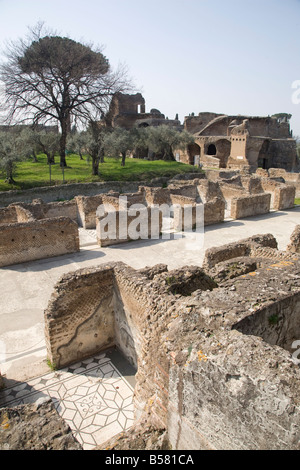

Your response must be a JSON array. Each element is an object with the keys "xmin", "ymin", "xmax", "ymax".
[{"xmin": 0, "ymin": 350, "xmax": 136, "ymax": 450}]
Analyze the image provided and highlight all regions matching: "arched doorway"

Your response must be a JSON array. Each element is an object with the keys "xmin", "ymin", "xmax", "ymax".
[
  {"xmin": 257, "ymin": 140, "xmax": 271, "ymax": 169},
  {"xmin": 207, "ymin": 144, "xmax": 217, "ymax": 156},
  {"xmin": 215, "ymin": 139, "xmax": 231, "ymax": 168},
  {"xmin": 187, "ymin": 143, "xmax": 201, "ymax": 166}
]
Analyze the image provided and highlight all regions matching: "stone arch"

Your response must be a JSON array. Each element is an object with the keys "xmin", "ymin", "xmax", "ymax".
[
  {"xmin": 215, "ymin": 139, "xmax": 231, "ymax": 168},
  {"xmin": 257, "ymin": 140, "xmax": 271, "ymax": 169},
  {"xmin": 187, "ymin": 143, "xmax": 201, "ymax": 165},
  {"xmin": 207, "ymin": 143, "xmax": 217, "ymax": 155}
]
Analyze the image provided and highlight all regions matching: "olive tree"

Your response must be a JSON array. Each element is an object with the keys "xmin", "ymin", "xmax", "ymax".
[
  {"xmin": 144, "ymin": 125, "xmax": 195, "ymax": 161},
  {"xmin": 103, "ymin": 127, "xmax": 135, "ymax": 166},
  {"xmin": 0, "ymin": 131, "xmax": 29, "ymax": 184},
  {"xmin": 0, "ymin": 24, "xmax": 131, "ymax": 167},
  {"xmin": 22, "ymin": 127, "xmax": 60, "ymax": 164},
  {"xmin": 74, "ymin": 122, "xmax": 111, "ymax": 175}
]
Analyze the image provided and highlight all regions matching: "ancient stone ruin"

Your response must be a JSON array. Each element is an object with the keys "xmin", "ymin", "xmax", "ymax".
[
  {"xmin": 0, "ymin": 165, "xmax": 299, "ymax": 449},
  {"xmin": 0, "ymin": 169, "xmax": 297, "ymax": 267},
  {"xmin": 102, "ymin": 93, "xmax": 299, "ymax": 173},
  {"xmin": 41, "ymin": 231, "xmax": 300, "ymax": 450},
  {"xmin": 176, "ymin": 113, "xmax": 298, "ymax": 172}
]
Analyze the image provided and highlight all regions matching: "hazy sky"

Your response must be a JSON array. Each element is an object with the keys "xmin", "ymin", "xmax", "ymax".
[{"xmin": 0, "ymin": 0, "xmax": 300, "ymax": 135}]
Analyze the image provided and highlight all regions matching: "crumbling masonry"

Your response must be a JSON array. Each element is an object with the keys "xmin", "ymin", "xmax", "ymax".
[
  {"xmin": 43, "ymin": 231, "xmax": 300, "ymax": 450},
  {"xmin": 0, "ymin": 168, "xmax": 297, "ymax": 267},
  {"xmin": 0, "ymin": 168, "xmax": 299, "ymax": 449}
]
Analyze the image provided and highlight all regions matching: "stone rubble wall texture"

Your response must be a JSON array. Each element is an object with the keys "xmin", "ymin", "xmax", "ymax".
[
  {"xmin": 265, "ymin": 168, "xmax": 300, "ymax": 198},
  {"xmin": 44, "ymin": 229, "xmax": 300, "ymax": 449},
  {"xmin": 96, "ymin": 207, "xmax": 162, "ymax": 247},
  {"xmin": 75, "ymin": 194, "xmax": 104, "ymax": 229},
  {"xmin": 0, "ymin": 206, "xmax": 18, "ymax": 226},
  {"xmin": 230, "ymin": 193, "xmax": 271, "ymax": 219},
  {"xmin": 0, "ymin": 217, "xmax": 80, "ymax": 268},
  {"xmin": 0, "ymin": 180, "xmax": 144, "ymax": 207},
  {"xmin": 287, "ymin": 225, "xmax": 300, "ymax": 253},
  {"xmin": 0, "ymin": 398, "xmax": 82, "ymax": 450}
]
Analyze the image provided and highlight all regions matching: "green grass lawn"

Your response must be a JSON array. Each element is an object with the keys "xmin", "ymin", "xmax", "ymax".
[
  {"xmin": 0, "ymin": 154, "xmax": 201, "ymax": 191},
  {"xmin": 295, "ymin": 198, "xmax": 300, "ymax": 205}
]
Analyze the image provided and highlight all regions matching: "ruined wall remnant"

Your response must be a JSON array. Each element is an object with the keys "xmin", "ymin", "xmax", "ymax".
[
  {"xmin": 230, "ymin": 193, "xmax": 271, "ymax": 219},
  {"xmin": 44, "ymin": 265, "xmax": 115, "ymax": 369},
  {"xmin": 43, "ymin": 231, "xmax": 300, "ymax": 449},
  {"xmin": 0, "ymin": 170, "xmax": 297, "ymax": 269},
  {"xmin": 267, "ymin": 168, "xmax": 300, "ymax": 198},
  {"xmin": 181, "ymin": 113, "xmax": 298, "ymax": 172},
  {"xmin": 0, "ymin": 206, "xmax": 18, "ymax": 226},
  {"xmin": 0, "ymin": 217, "xmax": 79, "ymax": 268},
  {"xmin": 75, "ymin": 194, "xmax": 103, "ymax": 229},
  {"xmin": 0, "ymin": 399, "xmax": 82, "ymax": 450},
  {"xmin": 96, "ymin": 200, "xmax": 162, "ymax": 247},
  {"xmin": 287, "ymin": 225, "xmax": 300, "ymax": 253},
  {"xmin": 202, "ymin": 233, "xmax": 278, "ymax": 270}
]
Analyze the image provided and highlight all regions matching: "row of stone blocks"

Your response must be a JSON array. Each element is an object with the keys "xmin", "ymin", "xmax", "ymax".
[{"xmin": 0, "ymin": 171, "xmax": 297, "ymax": 266}]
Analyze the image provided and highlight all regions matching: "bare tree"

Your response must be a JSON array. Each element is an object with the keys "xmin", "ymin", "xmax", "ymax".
[{"xmin": 0, "ymin": 23, "xmax": 132, "ymax": 167}]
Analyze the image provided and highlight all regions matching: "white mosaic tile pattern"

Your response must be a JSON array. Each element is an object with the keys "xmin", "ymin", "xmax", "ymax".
[{"xmin": 0, "ymin": 352, "xmax": 135, "ymax": 450}]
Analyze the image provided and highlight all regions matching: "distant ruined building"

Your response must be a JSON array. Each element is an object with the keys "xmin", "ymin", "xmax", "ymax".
[
  {"xmin": 105, "ymin": 92, "xmax": 181, "ymax": 131},
  {"xmin": 105, "ymin": 93, "xmax": 298, "ymax": 172},
  {"xmin": 177, "ymin": 112, "xmax": 298, "ymax": 172}
]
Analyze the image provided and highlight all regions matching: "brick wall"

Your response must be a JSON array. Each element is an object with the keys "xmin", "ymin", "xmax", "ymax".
[
  {"xmin": 231, "ymin": 193, "xmax": 271, "ymax": 219},
  {"xmin": 44, "ymin": 266, "xmax": 115, "ymax": 369},
  {"xmin": 0, "ymin": 217, "xmax": 79, "ymax": 267}
]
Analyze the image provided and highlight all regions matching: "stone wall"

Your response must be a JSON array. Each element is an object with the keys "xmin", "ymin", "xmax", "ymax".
[
  {"xmin": 0, "ymin": 181, "xmax": 143, "ymax": 207},
  {"xmin": 11, "ymin": 200, "xmax": 78, "ymax": 223},
  {"xmin": 202, "ymin": 233, "xmax": 278, "ymax": 270},
  {"xmin": 75, "ymin": 195, "xmax": 103, "ymax": 229},
  {"xmin": 0, "ymin": 398, "xmax": 82, "ymax": 450},
  {"xmin": 0, "ymin": 217, "xmax": 79, "ymax": 268},
  {"xmin": 44, "ymin": 265, "xmax": 115, "ymax": 369},
  {"xmin": 0, "ymin": 171, "xmax": 297, "ymax": 270},
  {"xmin": 43, "ymin": 238, "xmax": 300, "ymax": 449},
  {"xmin": 96, "ymin": 206, "xmax": 162, "ymax": 247},
  {"xmin": 0, "ymin": 206, "xmax": 17, "ymax": 226},
  {"xmin": 287, "ymin": 225, "xmax": 300, "ymax": 253},
  {"xmin": 233, "ymin": 291, "xmax": 300, "ymax": 353},
  {"xmin": 260, "ymin": 178, "xmax": 296, "ymax": 210},
  {"xmin": 167, "ymin": 329, "xmax": 300, "ymax": 450},
  {"xmin": 231, "ymin": 193, "xmax": 271, "ymax": 219},
  {"xmin": 264, "ymin": 168, "xmax": 300, "ymax": 198}
]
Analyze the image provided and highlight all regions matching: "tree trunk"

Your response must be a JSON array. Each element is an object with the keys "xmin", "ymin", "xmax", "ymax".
[
  {"xmin": 121, "ymin": 152, "xmax": 126, "ymax": 167},
  {"xmin": 163, "ymin": 146, "xmax": 175, "ymax": 161},
  {"xmin": 46, "ymin": 152, "xmax": 55, "ymax": 165},
  {"xmin": 5, "ymin": 163, "xmax": 15, "ymax": 184},
  {"xmin": 92, "ymin": 152, "xmax": 100, "ymax": 176},
  {"xmin": 59, "ymin": 120, "xmax": 67, "ymax": 167},
  {"xmin": 32, "ymin": 150, "xmax": 38, "ymax": 163}
]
